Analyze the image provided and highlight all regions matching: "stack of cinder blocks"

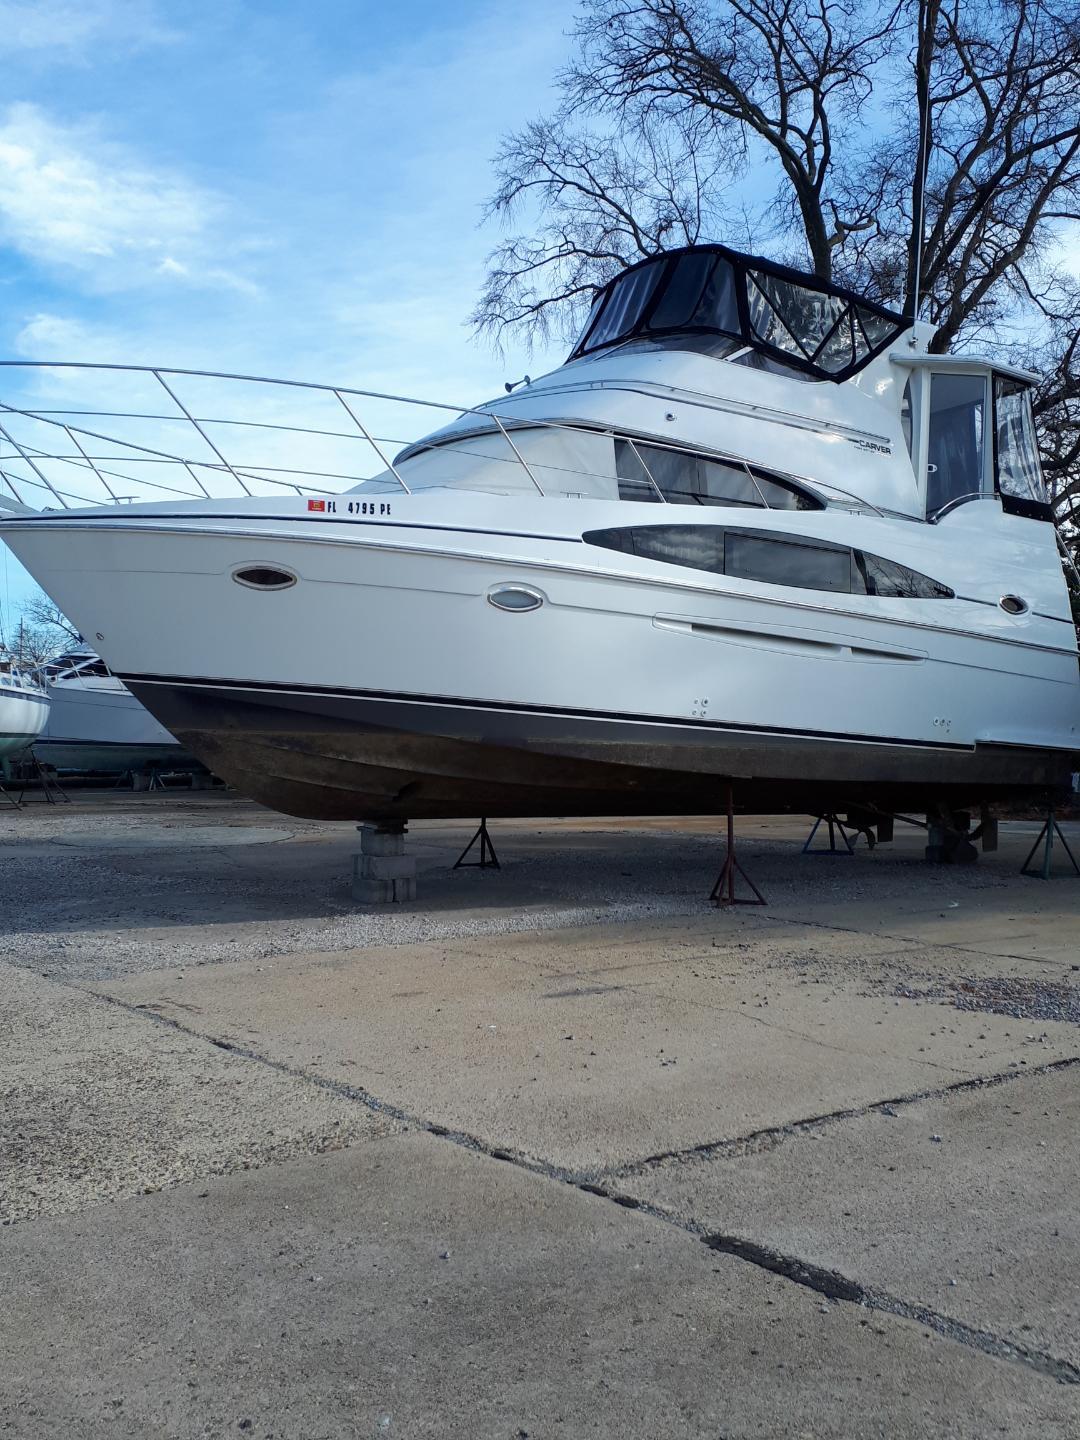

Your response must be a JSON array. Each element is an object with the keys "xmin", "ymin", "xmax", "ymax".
[{"xmin": 352, "ymin": 821, "xmax": 417, "ymax": 903}]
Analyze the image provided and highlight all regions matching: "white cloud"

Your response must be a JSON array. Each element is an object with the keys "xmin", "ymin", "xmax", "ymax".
[
  {"xmin": 0, "ymin": 0, "xmax": 175, "ymax": 57},
  {"xmin": 0, "ymin": 104, "xmax": 255, "ymax": 295}
]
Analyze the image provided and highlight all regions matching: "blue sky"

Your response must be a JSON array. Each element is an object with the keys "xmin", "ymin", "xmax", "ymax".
[{"xmin": 0, "ymin": 0, "xmax": 576, "ymax": 623}]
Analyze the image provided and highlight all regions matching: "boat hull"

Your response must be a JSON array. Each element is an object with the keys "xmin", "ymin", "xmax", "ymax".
[
  {"xmin": 127, "ymin": 673, "xmax": 1078, "ymax": 821},
  {"xmin": 3, "ymin": 499, "xmax": 1079, "ymax": 820},
  {"xmin": 0, "ymin": 687, "xmax": 49, "ymax": 763},
  {"xmin": 34, "ymin": 681, "xmax": 192, "ymax": 773}
]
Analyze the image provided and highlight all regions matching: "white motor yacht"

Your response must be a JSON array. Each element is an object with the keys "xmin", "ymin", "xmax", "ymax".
[
  {"xmin": 0, "ymin": 654, "xmax": 49, "ymax": 765},
  {"xmin": 35, "ymin": 647, "xmax": 190, "ymax": 773},
  {"xmin": 0, "ymin": 244, "xmax": 1077, "ymax": 822}
]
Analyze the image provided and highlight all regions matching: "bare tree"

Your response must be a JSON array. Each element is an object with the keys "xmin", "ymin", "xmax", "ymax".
[
  {"xmin": 473, "ymin": 0, "xmax": 1080, "ymax": 555},
  {"xmin": 3, "ymin": 595, "xmax": 80, "ymax": 668}
]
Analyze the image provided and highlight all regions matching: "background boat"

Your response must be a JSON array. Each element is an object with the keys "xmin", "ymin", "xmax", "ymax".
[
  {"xmin": 0, "ymin": 655, "xmax": 49, "ymax": 769},
  {"xmin": 34, "ymin": 648, "xmax": 195, "ymax": 774}
]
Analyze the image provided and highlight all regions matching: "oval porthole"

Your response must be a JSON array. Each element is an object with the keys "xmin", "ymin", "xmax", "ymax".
[
  {"xmin": 999, "ymin": 594, "xmax": 1028, "ymax": 615},
  {"xmin": 233, "ymin": 565, "xmax": 297, "ymax": 591},
  {"xmin": 487, "ymin": 584, "xmax": 543, "ymax": 613}
]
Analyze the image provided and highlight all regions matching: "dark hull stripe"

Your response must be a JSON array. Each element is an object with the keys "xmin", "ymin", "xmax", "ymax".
[
  {"xmin": 118, "ymin": 670, "xmax": 980, "ymax": 754},
  {"xmin": 0, "ymin": 686, "xmax": 46, "ymax": 703}
]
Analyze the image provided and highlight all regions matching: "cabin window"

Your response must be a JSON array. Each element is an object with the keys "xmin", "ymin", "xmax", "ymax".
[
  {"xmin": 926, "ymin": 373, "xmax": 987, "ymax": 516},
  {"xmin": 613, "ymin": 439, "xmax": 820, "ymax": 511},
  {"xmin": 725, "ymin": 532, "xmax": 851, "ymax": 592},
  {"xmin": 585, "ymin": 524, "xmax": 727, "ymax": 575},
  {"xmin": 583, "ymin": 525, "xmax": 954, "ymax": 598},
  {"xmin": 851, "ymin": 551, "xmax": 953, "ymax": 599},
  {"xmin": 994, "ymin": 377, "xmax": 1049, "ymax": 512}
]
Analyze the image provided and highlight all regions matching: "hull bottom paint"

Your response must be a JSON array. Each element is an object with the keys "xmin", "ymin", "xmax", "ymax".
[
  {"xmin": 125, "ymin": 676, "xmax": 1077, "ymax": 823},
  {"xmin": 0, "ymin": 731, "xmax": 43, "ymax": 762},
  {"xmin": 32, "ymin": 740, "xmax": 194, "ymax": 773}
]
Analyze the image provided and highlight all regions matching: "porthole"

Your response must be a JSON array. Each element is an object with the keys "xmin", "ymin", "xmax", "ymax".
[
  {"xmin": 487, "ymin": 584, "xmax": 543, "ymax": 613},
  {"xmin": 233, "ymin": 565, "xmax": 297, "ymax": 591},
  {"xmin": 999, "ymin": 594, "xmax": 1028, "ymax": 615}
]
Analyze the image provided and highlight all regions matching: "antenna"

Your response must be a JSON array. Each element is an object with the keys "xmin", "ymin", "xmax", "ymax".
[{"xmin": 907, "ymin": 0, "xmax": 937, "ymax": 327}]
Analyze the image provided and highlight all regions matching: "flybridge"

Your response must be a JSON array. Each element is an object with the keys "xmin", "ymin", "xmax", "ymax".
[{"xmin": 569, "ymin": 243, "xmax": 910, "ymax": 382}]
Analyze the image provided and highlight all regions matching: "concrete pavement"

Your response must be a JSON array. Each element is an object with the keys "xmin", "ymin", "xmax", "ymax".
[{"xmin": 2, "ymin": 794, "xmax": 1079, "ymax": 1436}]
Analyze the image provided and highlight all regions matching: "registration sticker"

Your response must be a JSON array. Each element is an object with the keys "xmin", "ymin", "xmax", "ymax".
[{"xmin": 306, "ymin": 498, "xmax": 392, "ymax": 516}]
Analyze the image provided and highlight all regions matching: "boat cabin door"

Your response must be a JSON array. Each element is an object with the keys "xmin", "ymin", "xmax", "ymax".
[{"xmin": 913, "ymin": 364, "xmax": 1051, "ymax": 523}]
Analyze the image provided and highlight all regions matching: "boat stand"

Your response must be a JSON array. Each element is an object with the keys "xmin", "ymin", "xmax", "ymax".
[
  {"xmin": 454, "ymin": 818, "xmax": 501, "ymax": 870},
  {"xmin": 802, "ymin": 813, "xmax": 857, "ymax": 856},
  {"xmin": 6, "ymin": 757, "xmax": 69, "ymax": 806},
  {"xmin": 1021, "ymin": 806, "xmax": 1080, "ymax": 880},
  {"xmin": 710, "ymin": 785, "xmax": 766, "ymax": 907},
  {"xmin": 35, "ymin": 760, "xmax": 69, "ymax": 805}
]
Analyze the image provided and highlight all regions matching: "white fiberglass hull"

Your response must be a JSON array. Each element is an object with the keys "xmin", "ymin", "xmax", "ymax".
[
  {"xmin": 2, "ymin": 493, "xmax": 1077, "ymax": 820},
  {"xmin": 0, "ymin": 684, "xmax": 49, "ymax": 763},
  {"xmin": 34, "ymin": 680, "xmax": 189, "ymax": 773}
]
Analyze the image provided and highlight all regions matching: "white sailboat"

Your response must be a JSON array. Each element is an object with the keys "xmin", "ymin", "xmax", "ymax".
[
  {"xmin": 0, "ymin": 654, "xmax": 49, "ymax": 766},
  {"xmin": 0, "ymin": 244, "xmax": 1076, "ymax": 822}
]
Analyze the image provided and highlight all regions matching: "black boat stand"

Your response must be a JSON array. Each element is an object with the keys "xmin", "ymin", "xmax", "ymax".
[
  {"xmin": 802, "ymin": 813, "xmax": 857, "ymax": 856},
  {"xmin": 454, "ymin": 817, "xmax": 501, "ymax": 870}
]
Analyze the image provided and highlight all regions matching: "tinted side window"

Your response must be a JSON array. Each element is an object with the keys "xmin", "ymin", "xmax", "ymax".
[
  {"xmin": 584, "ymin": 525, "xmax": 725, "ymax": 574},
  {"xmin": 584, "ymin": 525, "xmax": 954, "ymax": 599},
  {"xmin": 852, "ymin": 552, "xmax": 954, "ymax": 598},
  {"xmin": 726, "ymin": 532, "xmax": 851, "ymax": 592}
]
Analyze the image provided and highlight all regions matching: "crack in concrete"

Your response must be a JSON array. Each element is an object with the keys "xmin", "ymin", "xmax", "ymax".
[
  {"xmin": 605, "ymin": 1056, "xmax": 1080, "ymax": 1179},
  {"xmin": 699, "ymin": 1234, "xmax": 1080, "ymax": 1386},
  {"xmin": 77, "ymin": 983, "xmax": 1080, "ymax": 1390}
]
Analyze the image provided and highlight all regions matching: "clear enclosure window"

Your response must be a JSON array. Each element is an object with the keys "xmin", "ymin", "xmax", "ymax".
[
  {"xmin": 927, "ymin": 373, "xmax": 987, "ymax": 516},
  {"xmin": 994, "ymin": 377, "xmax": 1047, "ymax": 506},
  {"xmin": 568, "ymin": 245, "xmax": 906, "ymax": 378},
  {"xmin": 583, "ymin": 262, "xmax": 664, "ymax": 351}
]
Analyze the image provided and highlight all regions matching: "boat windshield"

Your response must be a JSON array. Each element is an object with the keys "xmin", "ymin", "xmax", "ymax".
[{"xmin": 569, "ymin": 245, "xmax": 907, "ymax": 382}]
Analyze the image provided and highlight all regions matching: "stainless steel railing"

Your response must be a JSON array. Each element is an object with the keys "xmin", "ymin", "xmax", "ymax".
[{"xmin": 0, "ymin": 360, "xmax": 885, "ymax": 518}]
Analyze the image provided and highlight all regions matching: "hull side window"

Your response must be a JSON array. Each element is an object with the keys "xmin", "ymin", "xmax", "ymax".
[
  {"xmin": 584, "ymin": 526, "xmax": 954, "ymax": 599},
  {"xmin": 726, "ymin": 531, "xmax": 851, "ymax": 592}
]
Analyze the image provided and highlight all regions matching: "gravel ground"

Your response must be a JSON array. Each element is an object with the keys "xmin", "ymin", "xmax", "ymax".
[
  {"xmin": 0, "ymin": 806, "xmax": 1026, "ymax": 984},
  {"xmin": 895, "ymin": 975, "xmax": 1080, "ymax": 1025}
]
